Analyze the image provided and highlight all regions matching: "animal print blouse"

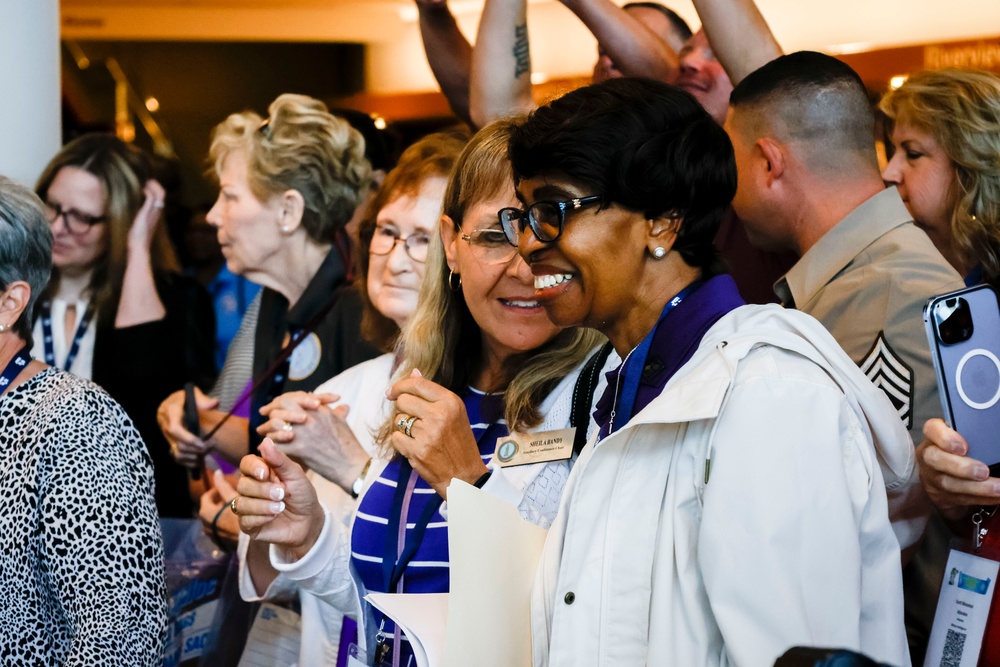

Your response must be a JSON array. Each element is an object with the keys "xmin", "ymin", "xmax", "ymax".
[{"xmin": 0, "ymin": 367, "xmax": 166, "ymax": 666}]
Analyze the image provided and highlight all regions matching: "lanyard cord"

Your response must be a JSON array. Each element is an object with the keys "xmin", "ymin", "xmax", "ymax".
[
  {"xmin": 606, "ymin": 281, "xmax": 701, "ymax": 437},
  {"xmin": 39, "ymin": 300, "xmax": 95, "ymax": 371},
  {"xmin": 379, "ymin": 420, "xmax": 503, "ymax": 594},
  {"xmin": 0, "ymin": 345, "xmax": 32, "ymax": 398}
]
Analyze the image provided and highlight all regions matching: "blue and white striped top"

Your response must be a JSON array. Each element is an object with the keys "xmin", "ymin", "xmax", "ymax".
[{"xmin": 350, "ymin": 388, "xmax": 507, "ymax": 665}]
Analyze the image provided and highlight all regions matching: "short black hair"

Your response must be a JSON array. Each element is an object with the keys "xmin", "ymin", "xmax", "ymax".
[
  {"xmin": 623, "ymin": 2, "xmax": 692, "ymax": 42},
  {"xmin": 731, "ymin": 51, "xmax": 865, "ymax": 107},
  {"xmin": 509, "ymin": 77, "xmax": 735, "ymax": 273},
  {"xmin": 729, "ymin": 51, "xmax": 877, "ymax": 162}
]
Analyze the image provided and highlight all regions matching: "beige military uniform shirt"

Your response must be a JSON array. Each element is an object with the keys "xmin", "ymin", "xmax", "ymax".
[
  {"xmin": 775, "ymin": 186, "xmax": 965, "ymax": 661},
  {"xmin": 775, "ymin": 187, "xmax": 964, "ymax": 446}
]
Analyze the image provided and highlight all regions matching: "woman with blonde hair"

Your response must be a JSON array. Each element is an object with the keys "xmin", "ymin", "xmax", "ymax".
[
  {"xmin": 158, "ymin": 93, "xmax": 380, "ymax": 474},
  {"xmin": 231, "ymin": 119, "xmax": 608, "ymax": 666},
  {"xmin": 880, "ymin": 66, "xmax": 1000, "ymax": 663},
  {"xmin": 881, "ymin": 68, "xmax": 1000, "ymax": 286},
  {"xmin": 194, "ymin": 132, "xmax": 466, "ymax": 666},
  {"xmin": 34, "ymin": 133, "xmax": 215, "ymax": 517}
]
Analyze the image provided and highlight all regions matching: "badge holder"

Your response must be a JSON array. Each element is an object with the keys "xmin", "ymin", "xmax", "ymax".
[{"xmin": 924, "ymin": 508, "xmax": 1000, "ymax": 667}]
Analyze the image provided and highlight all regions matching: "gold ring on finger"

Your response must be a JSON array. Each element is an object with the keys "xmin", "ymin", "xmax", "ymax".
[
  {"xmin": 396, "ymin": 413, "xmax": 412, "ymax": 434},
  {"xmin": 402, "ymin": 415, "xmax": 418, "ymax": 438},
  {"xmin": 230, "ymin": 496, "xmax": 240, "ymax": 516}
]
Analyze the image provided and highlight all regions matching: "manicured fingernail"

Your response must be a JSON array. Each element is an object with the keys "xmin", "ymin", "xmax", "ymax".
[
  {"xmin": 411, "ymin": 368, "xmax": 422, "ymax": 377},
  {"xmin": 256, "ymin": 468, "xmax": 267, "ymax": 481},
  {"xmin": 270, "ymin": 487, "xmax": 285, "ymax": 501},
  {"xmin": 271, "ymin": 501, "xmax": 285, "ymax": 514}
]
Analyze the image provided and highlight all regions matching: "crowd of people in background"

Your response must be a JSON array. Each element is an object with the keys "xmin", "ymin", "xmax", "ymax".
[{"xmin": 2, "ymin": 0, "xmax": 1000, "ymax": 665}]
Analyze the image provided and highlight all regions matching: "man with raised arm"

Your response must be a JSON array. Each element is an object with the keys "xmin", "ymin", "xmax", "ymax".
[
  {"xmin": 413, "ymin": 0, "xmax": 475, "ymax": 125},
  {"xmin": 467, "ymin": 0, "xmax": 689, "ymax": 126},
  {"xmin": 690, "ymin": 1, "xmax": 964, "ymax": 660}
]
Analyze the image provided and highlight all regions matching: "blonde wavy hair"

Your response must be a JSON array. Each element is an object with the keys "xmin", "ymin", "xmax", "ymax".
[
  {"xmin": 377, "ymin": 119, "xmax": 604, "ymax": 453},
  {"xmin": 880, "ymin": 69, "xmax": 1000, "ymax": 281},
  {"xmin": 208, "ymin": 93, "xmax": 372, "ymax": 243}
]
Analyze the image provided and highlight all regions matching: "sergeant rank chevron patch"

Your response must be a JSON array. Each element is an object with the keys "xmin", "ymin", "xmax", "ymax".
[{"xmin": 859, "ymin": 331, "xmax": 914, "ymax": 429}]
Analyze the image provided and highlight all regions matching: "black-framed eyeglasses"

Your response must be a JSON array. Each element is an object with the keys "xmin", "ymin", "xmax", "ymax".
[
  {"xmin": 498, "ymin": 194, "xmax": 603, "ymax": 246},
  {"xmin": 42, "ymin": 200, "xmax": 108, "ymax": 236},
  {"xmin": 368, "ymin": 224, "xmax": 430, "ymax": 262},
  {"xmin": 460, "ymin": 228, "xmax": 518, "ymax": 265}
]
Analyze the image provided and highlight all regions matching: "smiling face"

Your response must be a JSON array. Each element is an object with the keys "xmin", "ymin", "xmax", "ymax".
[
  {"xmin": 43, "ymin": 167, "xmax": 108, "ymax": 276},
  {"xmin": 206, "ymin": 150, "xmax": 285, "ymax": 280},
  {"xmin": 515, "ymin": 175, "xmax": 649, "ymax": 334},
  {"xmin": 882, "ymin": 122, "xmax": 957, "ymax": 256},
  {"xmin": 442, "ymin": 187, "xmax": 562, "ymax": 363},
  {"xmin": 367, "ymin": 176, "xmax": 447, "ymax": 327},
  {"xmin": 676, "ymin": 30, "xmax": 734, "ymax": 125}
]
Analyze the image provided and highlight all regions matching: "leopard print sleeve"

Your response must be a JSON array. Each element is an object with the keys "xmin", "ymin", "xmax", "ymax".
[{"xmin": 0, "ymin": 369, "xmax": 167, "ymax": 667}]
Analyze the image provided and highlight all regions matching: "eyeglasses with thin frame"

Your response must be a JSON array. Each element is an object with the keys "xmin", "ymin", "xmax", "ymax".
[
  {"xmin": 42, "ymin": 200, "xmax": 108, "ymax": 236},
  {"xmin": 368, "ymin": 224, "xmax": 431, "ymax": 262},
  {"xmin": 498, "ymin": 194, "xmax": 603, "ymax": 246},
  {"xmin": 459, "ymin": 228, "xmax": 518, "ymax": 265}
]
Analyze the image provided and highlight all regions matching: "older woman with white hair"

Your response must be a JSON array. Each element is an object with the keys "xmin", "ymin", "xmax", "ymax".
[{"xmin": 0, "ymin": 175, "xmax": 166, "ymax": 665}]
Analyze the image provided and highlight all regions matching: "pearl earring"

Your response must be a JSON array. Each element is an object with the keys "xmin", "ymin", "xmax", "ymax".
[
  {"xmin": 281, "ymin": 225, "xmax": 291, "ymax": 233},
  {"xmin": 0, "ymin": 323, "xmax": 7, "ymax": 333},
  {"xmin": 652, "ymin": 247, "xmax": 666, "ymax": 259}
]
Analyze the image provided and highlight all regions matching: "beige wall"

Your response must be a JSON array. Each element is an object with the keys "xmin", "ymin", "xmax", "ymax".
[{"xmin": 61, "ymin": 0, "xmax": 1000, "ymax": 94}]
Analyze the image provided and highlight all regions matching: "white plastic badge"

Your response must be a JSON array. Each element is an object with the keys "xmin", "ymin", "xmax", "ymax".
[
  {"xmin": 924, "ymin": 548, "xmax": 1000, "ymax": 667},
  {"xmin": 493, "ymin": 428, "xmax": 575, "ymax": 467}
]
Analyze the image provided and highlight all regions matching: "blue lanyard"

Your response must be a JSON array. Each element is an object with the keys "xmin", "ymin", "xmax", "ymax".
[
  {"xmin": 379, "ymin": 419, "xmax": 503, "ymax": 594},
  {"xmin": 610, "ymin": 281, "xmax": 701, "ymax": 436},
  {"xmin": 39, "ymin": 300, "xmax": 95, "ymax": 371},
  {"xmin": 381, "ymin": 458, "xmax": 444, "ymax": 595},
  {"xmin": 0, "ymin": 345, "xmax": 32, "ymax": 398}
]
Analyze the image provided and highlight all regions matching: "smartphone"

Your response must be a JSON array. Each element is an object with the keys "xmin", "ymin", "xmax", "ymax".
[
  {"xmin": 924, "ymin": 284, "xmax": 1000, "ymax": 473},
  {"xmin": 182, "ymin": 382, "xmax": 202, "ymax": 481}
]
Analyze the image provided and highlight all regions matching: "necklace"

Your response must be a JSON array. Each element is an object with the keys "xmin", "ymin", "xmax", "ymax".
[{"xmin": 607, "ymin": 343, "xmax": 639, "ymax": 436}]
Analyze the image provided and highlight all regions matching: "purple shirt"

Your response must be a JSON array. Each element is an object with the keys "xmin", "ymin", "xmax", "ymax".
[{"xmin": 594, "ymin": 274, "xmax": 745, "ymax": 438}]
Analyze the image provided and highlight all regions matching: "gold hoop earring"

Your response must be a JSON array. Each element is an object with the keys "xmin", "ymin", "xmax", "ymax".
[{"xmin": 448, "ymin": 270, "xmax": 462, "ymax": 292}]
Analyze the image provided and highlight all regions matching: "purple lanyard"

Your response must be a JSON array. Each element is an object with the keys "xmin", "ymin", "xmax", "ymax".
[
  {"xmin": 39, "ymin": 300, "xmax": 95, "ymax": 371},
  {"xmin": 0, "ymin": 345, "xmax": 32, "ymax": 398}
]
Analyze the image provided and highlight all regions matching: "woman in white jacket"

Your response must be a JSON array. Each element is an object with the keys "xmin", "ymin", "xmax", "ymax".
[
  {"xmin": 231, "ymin": 119, "xmax": 606, "ymax": 667},
  {"xmin": 503, "ymin": 78, "xmax": 916, "ymax": 666},
  {"xmin": 225, "ymin": 131, "xmax": 466, "ymax": 666}
]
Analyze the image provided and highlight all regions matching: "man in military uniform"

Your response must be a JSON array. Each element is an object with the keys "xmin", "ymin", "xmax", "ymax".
[{"xmin": 724, "ymin": 50, "xmax": 964, "ymax": 662}]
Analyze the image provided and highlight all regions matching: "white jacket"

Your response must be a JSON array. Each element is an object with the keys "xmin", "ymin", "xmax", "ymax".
[
  {"xmin": 269, "ymin": 345, "xmax": 612, "ymax": 653},
  {"xmin": 532, "ymin": 306, "xmax": 916, "ymax": 667}
]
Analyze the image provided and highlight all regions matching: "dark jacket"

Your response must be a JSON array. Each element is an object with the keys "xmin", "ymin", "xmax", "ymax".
[{"xmin": 90, "ymin": 272, "xmax": 216, "ymax": 518}]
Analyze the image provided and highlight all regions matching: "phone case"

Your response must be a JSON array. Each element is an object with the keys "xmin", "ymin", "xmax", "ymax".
[{"xmin": 924, "ymin": 284, "xmax": 1000, "ymax": 469}]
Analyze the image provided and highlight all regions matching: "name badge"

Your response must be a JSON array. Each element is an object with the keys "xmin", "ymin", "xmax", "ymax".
[
  {"xmin": 493, "ymin": 428, "xmax": 575, "ymax": 467},
  {"xmin": 924, "ymin": 547, "xmax": 1000, "ymax": 666}
]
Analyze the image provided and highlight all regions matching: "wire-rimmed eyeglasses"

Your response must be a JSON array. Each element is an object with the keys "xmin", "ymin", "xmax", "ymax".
[{"xmin": 368, "ymin": 224, "xmax": 430, "ymax": 262}]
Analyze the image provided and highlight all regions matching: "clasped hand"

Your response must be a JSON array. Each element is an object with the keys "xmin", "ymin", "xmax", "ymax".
[{"xmin": 257, "ymin": 391, "xmax": 370, "ymax": 492}]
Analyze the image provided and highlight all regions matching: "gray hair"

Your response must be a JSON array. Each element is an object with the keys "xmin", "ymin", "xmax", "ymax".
[{"xmin": 0, "ymin": 176, "xmax": 53, "ymax": 347}]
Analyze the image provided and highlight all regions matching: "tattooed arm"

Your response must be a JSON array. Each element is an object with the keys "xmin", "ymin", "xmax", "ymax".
[
  {"xmin": 470, "ymin": 0, "xmax": 537, "ymax": 128},
  {"xmin": 415, "ymin": 0, "xmax": 475, "ymax": 126}
]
